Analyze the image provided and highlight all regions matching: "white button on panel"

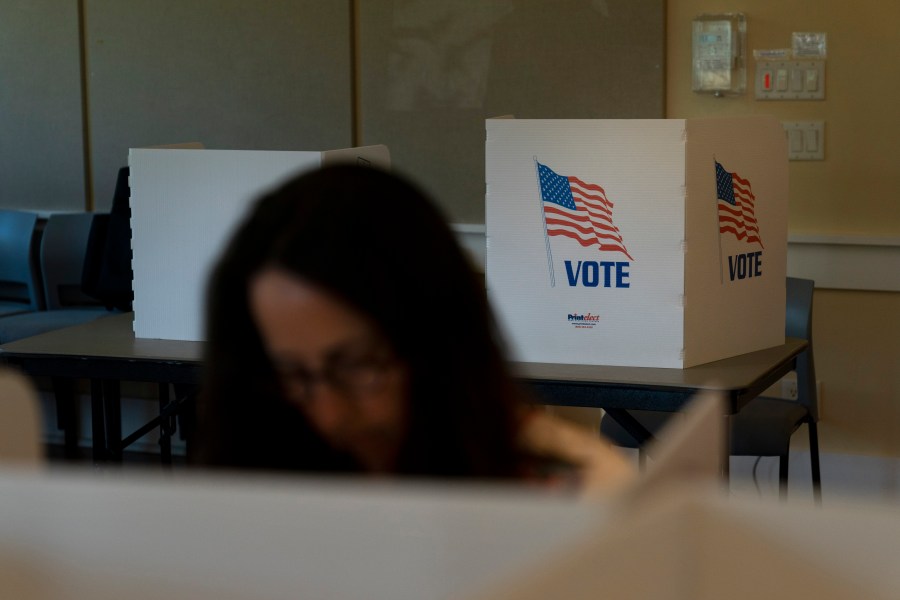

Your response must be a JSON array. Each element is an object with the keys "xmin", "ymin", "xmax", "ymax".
[
  {"xmin": 791, "ymin": 69, "xmax": 804, "ymax": 92},
  {"xmin": 789, "ymin": 129, "xmax": 804, "ymax": 153},
  {"xmin": 805, "ymin": 128, "xmax": 819, "ymax": 152},
  {"xmin": 776, "ymin": 69, "xmax": 789, "ymax": 91},
  {"xmin": 805, "ymin": 68, "xmax": 819, "ymax": 91}
]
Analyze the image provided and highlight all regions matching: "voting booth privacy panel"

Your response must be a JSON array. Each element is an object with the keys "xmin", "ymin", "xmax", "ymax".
[
  {"xmin": 474, "ymin": 490, "xmax": 900, "ymax": 600},
  {"xmin": 486, "ymin": 117, "xmax": 788, "ymax": 368},
  {"xmin": 128, "ymin": 145, "xmax": 390, "ymax": 341}
]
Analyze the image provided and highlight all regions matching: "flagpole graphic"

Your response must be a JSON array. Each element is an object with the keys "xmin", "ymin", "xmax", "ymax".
[
  {"xmin": 714, "ymin": 158, "xmax": 724, "ymax": 284},
  {"xmin": 534, "ymin": 156, "xmax": 556, "ymax": 287}
]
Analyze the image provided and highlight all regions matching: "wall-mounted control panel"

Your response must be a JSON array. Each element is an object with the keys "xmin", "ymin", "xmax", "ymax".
[
  {"xmin": 756, "ymin": 60, "xmax": 825, "ymax": 100},
  {"xmin": 692, "ymin": 13, "xmax": 747, "ymax": 96}
]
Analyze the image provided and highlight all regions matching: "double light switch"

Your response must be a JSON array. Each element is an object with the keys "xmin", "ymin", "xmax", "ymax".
[{"xmin": 783, "ymin": 121, "xmax": 824, "ymax": 160}]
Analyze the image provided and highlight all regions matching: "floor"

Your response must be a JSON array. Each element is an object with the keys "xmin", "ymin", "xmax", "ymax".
[
  {"xmin": 552, "ymin": 405, "xmax": 900, "ymax": 506},
  {"xmin": 44, "ymin": 442, "xmax": 187, "ymax": 471}
]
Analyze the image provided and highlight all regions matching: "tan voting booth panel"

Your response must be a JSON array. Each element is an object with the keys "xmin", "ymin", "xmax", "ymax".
[{"xmin": 486, "ymin": 117, "xmax": 788, "ymax": 368}]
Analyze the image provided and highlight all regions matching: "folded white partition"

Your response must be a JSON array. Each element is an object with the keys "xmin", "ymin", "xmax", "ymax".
[
  {"xmin": 486, "ymin": 117, "xmax": 788, "ymax": 367},
  {"xmin": 129, "ymin": 145, "xmax": 390, "ymax": 341}
]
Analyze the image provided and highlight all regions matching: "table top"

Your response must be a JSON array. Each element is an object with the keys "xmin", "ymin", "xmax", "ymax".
[
  {"xmin": 1, "ymin": 312, "xmax": 804, "ymax": 380},
  {"xmin": 0, "ymin": 312, "xmax": 804, "ymax": 398},
  {"xmin": 514, "ymin": 338, "xmax": 806, "ymax": 393},
  {"xmin": 0, "ymin": 312, "xmax": 202, "ymax": 363}
]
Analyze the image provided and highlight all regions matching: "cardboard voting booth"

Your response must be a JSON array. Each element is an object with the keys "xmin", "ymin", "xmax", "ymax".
[
  {"xmin": 472, "ymin": 489, "xmax": 900, "ymax": 600},
  {"xmin": 486, "ymin": 117, "xmax": 788, "ymax": 368},
  {"xmin": 129, "ymin": 145, "xmax": 390, "ymax": 341}
]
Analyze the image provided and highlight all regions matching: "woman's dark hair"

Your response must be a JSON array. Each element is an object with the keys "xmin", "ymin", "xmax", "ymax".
[{"xmin": 194, "ymin": 164, "xmax": 529, "ymax": 478}]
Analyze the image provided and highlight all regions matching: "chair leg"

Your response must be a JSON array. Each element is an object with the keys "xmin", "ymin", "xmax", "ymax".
[
  {"xmin": 808, "ymin": 420, "xmax": 822, "ymax": 505},
  {"xmin": 778, "ymin": 453, "xmax": 789, "ymax": 501},
  {"xmin": 174, "ymin": 384, "xmax": 198, "ymax": 461},
  {"xmin": 52, "ymin": 377, "xmax": 79, "ymax": 459},
  {"xmin": 89, "ymin": 379, "xmax": 107, "ymax": 462},
  {"xmin": 158, "ymin": 383, "xmax": 173, "ymax": 465}
]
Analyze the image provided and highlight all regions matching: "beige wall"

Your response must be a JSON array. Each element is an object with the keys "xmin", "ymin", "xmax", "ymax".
[
  {"xmin": 667, "ymin": 0, "xmax": 900, "ymax": 235},
  {"xmin": 813, "ymin": 289, "xmax": 900, "ymax": 455},
  {"xmin": 667, "ymin": 1, "xmax": 900, "ymax": 454}
]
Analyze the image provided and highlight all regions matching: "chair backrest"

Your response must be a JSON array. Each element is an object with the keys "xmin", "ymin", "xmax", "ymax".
[
  {"xmin": 786, "ymin": 277, "xmax": 818, "ymax": 420},
  {"xmin": 0, "ymin": 209, "xmax": 42, "ymax": 311},
  {"xmin": 0, "ymin": 368, "xmax": 43, "ymax": 467},
  {"xmin": 40, "ymin": 213, "xmax": 104, "ymax": 310},
  {"xmin": 82, "ymin": 166, "xmax": 133, "ymax": 311}
]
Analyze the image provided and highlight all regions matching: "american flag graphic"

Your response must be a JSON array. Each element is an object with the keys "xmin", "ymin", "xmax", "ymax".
[
  {"xmin": 537, "ymin": 162, "xmax": 633, "ymax": 260},
  {"xmin": 716, "ymin": 160, "xmax": 763, "ymax": 248}
]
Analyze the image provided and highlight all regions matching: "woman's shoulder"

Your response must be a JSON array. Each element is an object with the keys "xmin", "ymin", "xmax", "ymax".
[{"xmin": 517, "ymin": 409, "xmax": 636, "ymax": 497}]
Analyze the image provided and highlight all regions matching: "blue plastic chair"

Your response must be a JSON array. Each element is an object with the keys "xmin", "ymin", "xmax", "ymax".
[
  {"xmin": 0, "ymin": 213, "xmax": 113, "ymax": 344},
  {"xmin": 0, "ymin": 210, "xmax": 42, "ymax": 317},
  {"xmin": 0, "ymin": 212, "xmax": 117, "ymax": 457}
]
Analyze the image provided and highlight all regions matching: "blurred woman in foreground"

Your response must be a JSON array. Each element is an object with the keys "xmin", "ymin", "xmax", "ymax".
[{"xmin": 195, "ymin": 164, "xmax": 633, "ymax": 494}]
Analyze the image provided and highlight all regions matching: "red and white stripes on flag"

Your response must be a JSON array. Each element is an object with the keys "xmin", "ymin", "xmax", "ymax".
[
  {"xmin": 537, "ymin": 161, "xmax": 633, "ymax": 261},
  {"xmin": 715, "ymin": 160, "xmax": 763, "ymax": 248}
]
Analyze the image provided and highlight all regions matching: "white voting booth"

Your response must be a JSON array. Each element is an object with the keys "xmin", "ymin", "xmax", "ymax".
[
  {"xmin": 128, "ymin": 145, "xmax": 390, "ymax": 341},
  {"xmin": 486, "ymin": 116, "xmax": 788, "ymax": 368}
]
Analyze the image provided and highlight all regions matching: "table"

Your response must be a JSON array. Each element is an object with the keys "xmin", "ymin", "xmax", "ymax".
[
  {"xmin": 0, "ymin": 313, "xmax": 201, "ymax": 461},
  {"xmin": 515, "ymin": 338, "xmax": 807, "ymax": 447},
  {"xmin": 1, "ymin": 311, "xmax": 805, "ymax": 463}
]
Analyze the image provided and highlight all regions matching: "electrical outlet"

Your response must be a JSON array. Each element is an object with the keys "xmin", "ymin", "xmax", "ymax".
[
  {"xmin": 774, "ymin": 377, "xmax": 824, "ymax": 417},
  {"xmin": 781, "ymin": 377, "xmax": 799, "ymax": 400},
  {"xmin": 765, "ymin": 375, "xmax": 822, "ymax": 417}
]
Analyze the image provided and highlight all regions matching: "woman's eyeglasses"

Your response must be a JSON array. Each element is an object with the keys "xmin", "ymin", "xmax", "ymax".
[{"xmin": 274, "ymin": 349, "xmax": 399, "ymax": 404}]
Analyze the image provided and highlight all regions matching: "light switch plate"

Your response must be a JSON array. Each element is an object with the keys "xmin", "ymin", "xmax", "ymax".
[
  {"xmin": 756, "ymin": 60, "xmax": 825, "ymax": 100},
  {"xmin": 783, "ymin": 121, "xmax": 825, "ymax": 160}
]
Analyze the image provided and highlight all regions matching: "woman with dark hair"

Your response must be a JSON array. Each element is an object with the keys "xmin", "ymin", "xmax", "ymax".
[{"xmin": 195, "ymin": 164, "xmax": 633, "ymax": 490}]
